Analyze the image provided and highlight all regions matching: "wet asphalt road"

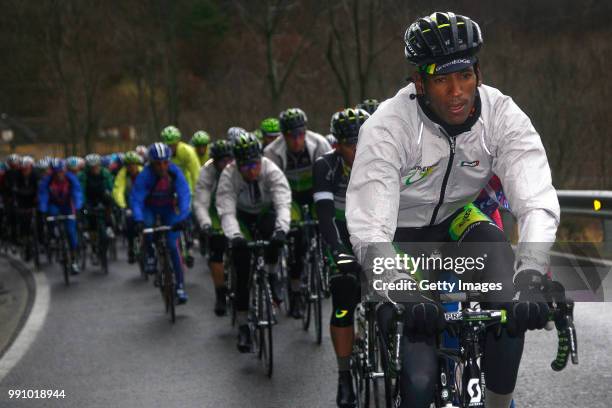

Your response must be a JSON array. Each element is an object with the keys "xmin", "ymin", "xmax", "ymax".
[{"xmin": 0, "ymin": 247, "xmax": 611, "ymax": 407}]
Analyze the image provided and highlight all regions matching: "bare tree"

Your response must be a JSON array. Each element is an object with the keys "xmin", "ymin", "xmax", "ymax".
[
  {"xmin": 325, "ymin": 0, "xmax": 400, "ymax": 106},
  {"xmin": 233, "ymin": 0, "xmax": 325, "ymax": 112}
]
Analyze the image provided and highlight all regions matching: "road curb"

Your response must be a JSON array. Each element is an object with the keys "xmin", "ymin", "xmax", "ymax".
[{"xmin": 0, "ymin": 254, "xmax": 50, "ymax": 382}]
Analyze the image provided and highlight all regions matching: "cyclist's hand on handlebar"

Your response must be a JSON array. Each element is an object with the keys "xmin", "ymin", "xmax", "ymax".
[
  {"xmin": 271, "ymin": 229, "xmax": 286, "ymax": 247},
  {"xmin": 404, "ymin": 294, "xmax": 446, "ymax": 337},
  {"xmin": 230, "ymin": 235, "xmax": 248, "ymax": 249},
  {"xmin": 504, "ymin": 269, "xmax": 550, "ymax": 337},
  {"xmin": 333, "ymin": 252, "xmax": 361, "ymax": 276},
  {"xmin": 172, "ymin": 219, "xmax": 187, "ymax": 231},
  {"xmin": 388, "ymin": 281, "xmax": 446, "ymax": 337},
  {"xmin": 201, "ymin": 224, "xmax": 212, "ymax": 236}
]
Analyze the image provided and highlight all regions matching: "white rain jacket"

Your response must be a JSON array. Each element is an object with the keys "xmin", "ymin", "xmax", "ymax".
[
  {"xmin": 216, "ymin": 157, "xmax": 292, "ymax": 238},
  {"xmin": 193, "ymin": 159, "xmax": 218, "ymax": 228},
  {"xmin": 346, "ymin": 83, "xmax": 560, "ymax": 278},
  {"xmin": 263, "ymin": 130, "xmax": 332, "ymax": 171}
]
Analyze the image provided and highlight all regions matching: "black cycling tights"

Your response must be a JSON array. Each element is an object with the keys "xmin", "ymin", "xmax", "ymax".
[
  {"xmin": 231, "ymin": 210, "xmax": 279, "ymax": 311},
  {"xmin": 385, "ymin": 217, "xmax": 524, "ymax": 407}
]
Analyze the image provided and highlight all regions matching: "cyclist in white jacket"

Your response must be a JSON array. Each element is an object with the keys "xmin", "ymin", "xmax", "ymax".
[
  {"xmin": 264, "ymin": 108, "xmax": 332, "ymax": 318},
  {"xmin": 346, "ymin": 11, "xmax": 560, "ymax": 408},
  {"xmin": 216, "ymin": 131, "xmax": 291, "ymax": 352},
  {"xmin": 193, "ymin": 140, "xmax": 235, "ymax": 317}
]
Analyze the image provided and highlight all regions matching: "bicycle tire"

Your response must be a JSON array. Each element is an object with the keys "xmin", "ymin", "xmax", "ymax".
[
  {"xmin": 62, "ymin": 245, "xmax": 70, "ymax": 286},
  {"xmin": 379, "ymin": 331, "xmax": 399, "ymax": 408},
  {"xmin": 225, "ymin": 253, "xmax": 237, "ymax": 327},
  {"xmin": 278, "ymin": 246, "xmax": 291, "ymax": 315},
  {"xmin": 110, "ymin": 236, "xmax": 118, "ymax": 261},
  {"xmin": 351, "ymin": 339, "xmax": 367, "ymax": 408},
  {"xmin": 368, "ymin": 310, "xmax": 382, "ymax": 408},
  {"xmin": 139, "ymin": 253, "xmax": 147, "ymax": 281},
  {"xmin": 301, "ymin": 261, "xmax": 312, "ymax": 331},
  {"xmin": 99, "ymin": 228, "xmax": 109, "ymax": 275},
  {"xmin": 312, "ymin": 256, "xmax": 323, "ymax": 345},
  {"xmin": 259, "ymin": 275, "xmax": 274, "ymax": 378},
  {"xmin": 160, "ymin": 251, "xmax": 176, "ymax": 323}
]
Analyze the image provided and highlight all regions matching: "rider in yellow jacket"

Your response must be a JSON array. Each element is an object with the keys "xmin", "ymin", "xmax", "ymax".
[
  {"xmin": 112, "ymin": 151, "xmax": 143, "ymax": 263},
  {"xmin": 191, "ymin": 130, "xmax": 210, "ymax": 167},
  {"xmin": 160, "ymin": 126, "xmax": 201, "ymax": 193}
]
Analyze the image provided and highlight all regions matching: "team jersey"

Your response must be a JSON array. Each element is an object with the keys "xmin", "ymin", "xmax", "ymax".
[
  {"xmin": 171, "ymin": 141, "xmax": 201, "ymax": 193},
  {"xmin": 130, "ymin": 163, "xmax": 191, "ymax": 224},
  {"xmin": 78, "ymin": 168, "xmax": 114, "ymax": 206},
  {"xmin": 346, "ymin": 82, "xmax": 560, "ymax": 276},
  {"xmin": 215, "ymin": 157, "xmax": 291, "ymax": 238},
  {"xmin": 313, "ymin": 150, "xmax": 352, "ymax": 253},
  {"xmin": 263, "ymin": 130, "xmax": 331, "ymax": 206},
  {"xmin": 193, "ymin": 159, "xmax": 221, "ymax": 228},
  {"xmin": 112, "ymin": 166, "xmax": 143, "ymax": 209},
  {"xmin": 38, "ymin": 172, "xmax": 83, "ymax": 213},
  {"xmin": 12, "ymin": 172, "xmax": 40, "ymax": 208}
]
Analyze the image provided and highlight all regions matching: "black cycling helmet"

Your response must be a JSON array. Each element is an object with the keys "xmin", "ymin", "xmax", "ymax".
[
  {"xmin": 210, "ymin": 140, "xmax": 234, "ymax": 160},
  {"xmin": 233, "ymin": 131, "xmax": 262, "ymax": 163},
  {"xmin": 404, "ymin": 12, "xmax": 482, "ymax": 74},
  {"xmin": 330, "ymin": 108, "xmax": 370, "ymax": 144},
  {"xmin": 356, "ymin": 99, "xmax": 380, "ymax": 115},
  {"xmin": 279, "ymin": 108, "xmax": 307, "ymax": 133}
]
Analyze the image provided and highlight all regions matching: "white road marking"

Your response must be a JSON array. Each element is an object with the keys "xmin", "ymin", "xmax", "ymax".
[{"xmin": 0, "ymin": 261, "xmax": 50, "ymax": 383}]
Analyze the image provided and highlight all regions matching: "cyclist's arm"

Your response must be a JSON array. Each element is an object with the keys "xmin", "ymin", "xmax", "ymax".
[
  {"xmin": 346, "ymin": 127, "xmax": 405, "ymax": 262},
  {"xmin": 491, "ymin": 96, "xmax": 560, "ymax": 277},
  {"xmin": 78, "ymin": 172, "xmax": 87, "ymax": 204},
  {"xmin": 103, "ymin": 168, "xmax": 114, "ymax": 194},
  {"xmin": 193, "ymin": 165, "xmax": 213, "ymax": 227},
  {"xmin": 181, "ymin": 143, "xmax": 201, "ymax": 193},
  {"xmin": 171, "ymin": 164, "xmax": 191, "ymax": 223},
  {"xmin": 313, "ymin": 158, "xmax": 346, "ymax": 254},
  {"xmin": 37, "ymin": 175, "xmax": 51, "ymax": 213},
  {"xmin": 215, "ymin": 165, "xmax": 241, "ymax": 238},
  {"xmin": 68, "ymin": 172, "xmax": 84, "ymax": 211},
  {"xmin": 263, "ymin": 142, "xmax": 283, "ymax": 170},
  {"xmin": 129, "ymin": 170, "xmax": 148, "ymax": 222},
  {"xmin": 310, "ymin": 131, "xmax": 333, "ymax": 159},
  {"xmin": 346, "ymin": 122, "xmax": 418, "ymax": 298},
  {"xmin": 266, "ymin": 159, "xmax": 291, "ymax": 234},
  {"xmin": 112, "ymin": 168, "xmax": 127, "ymax": 208}
]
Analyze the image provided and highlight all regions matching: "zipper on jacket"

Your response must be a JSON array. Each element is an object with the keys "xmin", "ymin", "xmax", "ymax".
[{"xmin": 429, "ymin": 133, "xmax": 456, "ymax": 226}]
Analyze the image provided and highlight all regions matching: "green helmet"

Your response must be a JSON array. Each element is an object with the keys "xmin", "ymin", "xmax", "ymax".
[
  {"xmin": 191, "ymin": 130, "xmax": 210, "ymax": 146},
  {"xmin": 260, "ymin": 117, "xmax": 281, "ymax": 137},
  {"xmin": 161, "ymin": 125, "xmax": 181, "ymax": 144},
  {"xmin": 233, "ymin": 131, "xmax": 262, "ymax": 163},
  {"xmin": 279, "ymin": 108, "xmax": 307, "ymax": 133},
  {"xmin": 124, "ymin": 150, "xmax": 142, "ymax": 165}
]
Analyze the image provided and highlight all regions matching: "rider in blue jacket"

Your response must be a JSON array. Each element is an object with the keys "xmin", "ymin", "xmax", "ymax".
[
  {"xmin": 38, "ymin": 158, "xmax": 84, "ymax": 274},
  {"xmin": 130, "ymin": 143, "xmax": 191, "ymax": 304}
]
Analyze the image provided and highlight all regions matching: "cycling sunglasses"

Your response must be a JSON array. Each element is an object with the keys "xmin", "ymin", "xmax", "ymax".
[
  {"xmin": 283, "ymin": 127, "xmax": 306, "ymax": 139},
  {"xmin": 239, "ymin": 160, "xmax": 261, "ymax": 171}
]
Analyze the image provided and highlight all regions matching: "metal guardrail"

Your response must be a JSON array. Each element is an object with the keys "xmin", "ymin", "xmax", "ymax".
[
  {"xmin": 501, "ymin": 190, "xmax": 612, "ymax": 252},
  {"xmin": 557, "ymin": 190, "xmax": 612, "ymax": 218},
  {"xmin": 557, "ymin": 190, "xmax": 612, "ymax": 252}
]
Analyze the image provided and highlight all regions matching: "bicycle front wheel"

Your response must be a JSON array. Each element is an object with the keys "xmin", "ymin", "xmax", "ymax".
[
  {"xmin": 258, "ymin": 277, "xmax": 274, "ymax": 378},
  {"xmin": 301, "ymin": 260, "xmax": 312, "ymax": 331},
  {"xmin": 312, "ymin": 257, "xmax": 323, "ymax": 345}
]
